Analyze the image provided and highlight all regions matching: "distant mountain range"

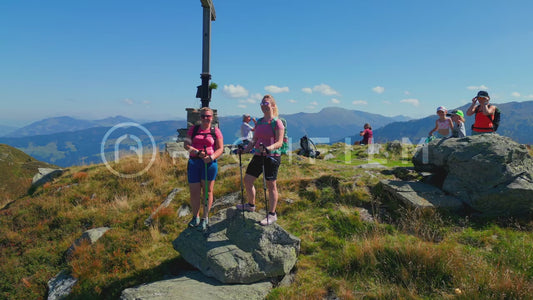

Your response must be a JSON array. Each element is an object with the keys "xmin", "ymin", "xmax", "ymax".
[
  {"xmin": 0, "ymin": 102, "xmax": 531, "ymax": 167},
  {"xmin": 2, "ymin": 115, "xmax": 139, "ymax": 137}
]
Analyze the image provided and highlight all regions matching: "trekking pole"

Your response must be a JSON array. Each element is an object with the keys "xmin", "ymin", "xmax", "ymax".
[
  {"xmin": 238, "ymin": 144, "xmax": 245, "ymax": 223},
  {"xmin": 260, "ymin": 143, "xmax": 269, "ymax": 225},
  {"xmin": 203, "ymin": 145, "xmax": 209, "ymax": 230}
]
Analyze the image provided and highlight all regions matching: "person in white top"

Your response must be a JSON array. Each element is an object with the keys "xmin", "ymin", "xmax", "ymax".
[{"xmin": 240, "ymin": 114, "xmax": 256, "ymax": 147}]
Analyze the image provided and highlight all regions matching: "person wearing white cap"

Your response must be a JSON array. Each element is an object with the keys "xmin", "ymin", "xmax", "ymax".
[{"xmin": 428, "ymin": 106, "xmax": 453, "ymax": 138}]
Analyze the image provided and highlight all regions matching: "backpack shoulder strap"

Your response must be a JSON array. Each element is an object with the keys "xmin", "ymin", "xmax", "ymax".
[
  {"xmin": 191, "ymin": 124, "xmax": 200, "ymax": 138},
  {"xmin": 270, "ymin": 117, "xmax": 279, "ymax": 134}
]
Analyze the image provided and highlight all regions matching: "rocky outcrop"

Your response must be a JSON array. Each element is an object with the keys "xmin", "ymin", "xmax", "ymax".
[
  {"xmin": 65, "ymin": 227, "xmax": 111, "ymax": 259},
  {"xmin": 173, "ymin": 208, "xmax": 300, "ymax": 284},
  {"xmin": 120, "ymin": 271, "xmax": 271, "ymax": 300},
  {"xmin": 145, "ymin": 188, "xmax": 182, "ymax": 226},
  {"xmin": 379, "ymin": 180, "xmax": 464, "ymax": 211},
  {"xmin": 413, "ymin": 134, "xmax": 533, "ymax": 217},
  {"xmin": 47, "ymin": 270, "xmax": 77, "ymax": 300},
  {"xmin": 49, "ymin": 227, "xmax": 110, "ymax": 300},
  {"xmin": 30, "ymin": 168, "xmax": 64, "ymax": 194}
]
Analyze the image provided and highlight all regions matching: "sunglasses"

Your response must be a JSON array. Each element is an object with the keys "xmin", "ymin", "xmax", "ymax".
[
  {"xmin": 260, "ymin": 102, "xmax": 271, "ymax": 106},
  {"xmin": 200, "ymin": 115, "xmax": 213, "ymax": 119}
]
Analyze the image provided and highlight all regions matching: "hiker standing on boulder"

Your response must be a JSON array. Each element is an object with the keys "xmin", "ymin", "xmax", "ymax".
[
  {"xmin": 237, "ymin": 95, "xmax": 284, "ymax": 226},
  {"xmin": 450, "ymin": 109, "xmax": 466, "ymax": 138},
  {"xmin": 354, "ymin": 123, "xmax": 373, "ymax": 145},
  {"xmin": 240, "ymin": 114, "xmax": 256, "ymax": 147},
  {"xmin": 428, "ymin": 106, "xmax": 453, "ymax": 138},
  {"xmin": 466, "ymin": 90, "xmax": 498, "ymax": 135},
  {"xmin": 183, "ymin": 107, "xmax": 224, "ymax": 230}
]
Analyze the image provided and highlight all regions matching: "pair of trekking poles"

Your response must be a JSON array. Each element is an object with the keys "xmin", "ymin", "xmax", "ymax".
[{"xmin": 238, "ymin": 143, "xmax": 270, "ymax": 225}]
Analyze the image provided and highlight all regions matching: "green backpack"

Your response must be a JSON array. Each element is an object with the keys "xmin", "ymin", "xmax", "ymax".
[{"xmin": 259, "ymin": 117, "xmax": 288, "ymax": 155}]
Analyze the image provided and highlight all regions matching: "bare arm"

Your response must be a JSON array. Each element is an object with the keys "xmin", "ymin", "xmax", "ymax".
[
  {"xmin": 183, "ymin": 132, "xmax": 199, "ymax": 155},
  {"xmin": 266, "ymin": 123, "xmax": 284, "ymax": 152},
  {"xmin": 466, "ymin": 98, "xmax": 478, "ymax": 116}
]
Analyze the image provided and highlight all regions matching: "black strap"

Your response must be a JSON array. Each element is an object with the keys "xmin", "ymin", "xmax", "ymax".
[{"xmin": 192, "ymin": 125, "xmax": 217, "ymax": 142}]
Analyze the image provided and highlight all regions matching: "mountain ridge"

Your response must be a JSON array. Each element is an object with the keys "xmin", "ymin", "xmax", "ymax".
[
  {"xmin": 4, "ymin": 115, "xmax": 139, "ymax": 137},
  {"xmin": 0, "ymin": 102, "xmax": 531, "ymax": 167}
]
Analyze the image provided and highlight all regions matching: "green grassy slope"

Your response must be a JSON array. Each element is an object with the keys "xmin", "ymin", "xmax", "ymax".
[
  {"xmin": 1, "ymin": 144, "xmax": 532, "ymax": 299},
  {"xmin": 0, "ymin": 144, "xmax": 57, "ymax": 206}
]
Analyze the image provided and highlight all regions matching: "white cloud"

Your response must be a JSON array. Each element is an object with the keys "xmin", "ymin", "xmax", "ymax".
[
  {"xmin": 383, "ymin": 100, "xmax": 392, "ymax": 104},
  {"xmin": 400, "ymin": 98, "xmax": 420, "ymax": 107},
  {"xmin": 302, "ymin": 87, "xmax": 313, "ymax": 94},
  {"xmin": 404, "ymin": 91, "xmax": 411, "ymax": 95},
  {"xmin": 310, "ymin": 101, "xmax": 319, "ymax": 106},
  {"xmin": 142, "ymin": 100, "xmax": 151, "ymax": 105},
  {"xmin": 264, "ymin": 85, "xmax": 289, "ymax": 93},
  {"xmin": 372, "ymin": 86, "xmax": 385, "ymax": 94},
  {"xmin": 223, "ymin": 84, "xmax": 249, "ymax": 98},
  {"xmin": 313, "ymin": 84, "xmax": 340, "ymax": 96},
  {"xmin": 467, "ymin": 85, "xmax": 489, "ymax": 91},
  {"xmin": 237, "ymin": 104, "xmax": 246, "ymax": 109},
  {"xmin": 288, "ymin": 99, "xmax": 297, "ymax": 103},
  {"xmin": 511, "ymin": 92, "xmax": 521, "ymax": 97},
  {"xmin": 331, "ymin": 98, "xmax": 341, "ymax": 104},
  {"xmin": 352, "ymin": 100, "xmax": 368, "ymax": 105},
  {"xmin": 123, "ymin": 98, "xmax": 134, "ymax": 105}
]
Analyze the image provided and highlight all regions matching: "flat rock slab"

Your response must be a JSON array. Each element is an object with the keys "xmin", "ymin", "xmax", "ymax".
[
  {"xmin": 120, "ymin": 271, "xmax": 272, "ymax": 300},
  {"xmin": 379, "ymin": 180, "xmax": 464, "ymax": 211}
]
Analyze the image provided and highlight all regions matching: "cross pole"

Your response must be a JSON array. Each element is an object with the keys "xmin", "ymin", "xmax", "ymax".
[{"xmin": 197, "ymin": 0, "xmax": 216, "ymax": 108}]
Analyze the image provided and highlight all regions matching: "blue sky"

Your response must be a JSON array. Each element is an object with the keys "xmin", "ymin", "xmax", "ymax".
[{"xmin": 1, "ymin": 0, "xmax": 532, "ymax": 127}]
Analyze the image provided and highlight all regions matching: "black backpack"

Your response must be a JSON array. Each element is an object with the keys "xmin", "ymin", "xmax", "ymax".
[
  {"xmin": 492, "ymin": 107, "xmax": 501, "ymax": 131},
  {"xmin": 297, "ymin": 135, "xmax": 320, "ymax": 158}
]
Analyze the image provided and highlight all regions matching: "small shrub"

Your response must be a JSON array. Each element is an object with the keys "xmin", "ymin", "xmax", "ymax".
[{"xmin": 72, "ymin": 172, "xmax": 89, "ymax": 182}]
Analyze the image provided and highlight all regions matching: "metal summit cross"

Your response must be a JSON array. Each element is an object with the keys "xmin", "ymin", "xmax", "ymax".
[{"xmin": 196, "ymin": 0, "xmax": 216, "ymax": 108}]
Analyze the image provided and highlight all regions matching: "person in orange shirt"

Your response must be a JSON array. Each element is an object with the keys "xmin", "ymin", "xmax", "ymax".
[{"xmin": 466, "ymin": 90, "xmax": 498, "ymax": 135}]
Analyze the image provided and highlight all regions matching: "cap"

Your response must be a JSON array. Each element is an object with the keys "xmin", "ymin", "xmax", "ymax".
[
  {"xmin": 242, "ymin": 114, "xmax": 250, "ymax": 118},
  {"xmin": 450, "ymin": 109, "xmax": 464, "ymax": 117},
  {"xmin": 437, "ymin": 106, "xmax": 447, "ymax": 112},
  {"xmin": 477, "ymin": 91, "xmax": 489, "ymax": 98}
]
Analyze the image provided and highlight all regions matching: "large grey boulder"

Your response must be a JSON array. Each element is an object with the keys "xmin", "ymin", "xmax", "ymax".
[
  {"xmin": 120, "ymin": 271, "xmax": 271, "ymax": 300},
  {"xmin": 413, "ymin": 134, "xmax": 533, "ymax": 216},
  {"xmin": 173, "ymin": 208, "xmax": 300, "ymax": 284}
]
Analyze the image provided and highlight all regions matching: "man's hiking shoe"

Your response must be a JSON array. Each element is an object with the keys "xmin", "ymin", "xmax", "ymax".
[
  {"xmin": 188, "ymin": 216, "xmax": 200, "ymax": 227},
  {"xmin": 236, "ymin": 203, "xmax": 255, "ymax": 212},
  {"xmin": 260, "ymin": 213, "xmax": 277, "ymax": 226},
  {"xmin": 199, "ymin": 218, "xmax": 208, "ymax": 231}
]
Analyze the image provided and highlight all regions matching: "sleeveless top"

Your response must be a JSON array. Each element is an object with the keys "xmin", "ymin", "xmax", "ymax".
[
  {"xmin": 473, "ymin": 105, "xmax": 494, "ymax": 132},
  {"xmin": 437, "ymin": 118, "xmax": 451, "ymax": 129},
  {"xmin": 187, "ymin": 126, "xmax": 223, "ymax": 158},
  {"xmin": 253, "ymin": 118, "xmax": 284, "ymax": 157}
]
